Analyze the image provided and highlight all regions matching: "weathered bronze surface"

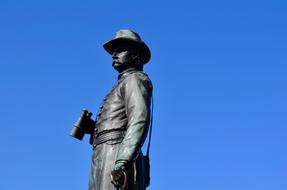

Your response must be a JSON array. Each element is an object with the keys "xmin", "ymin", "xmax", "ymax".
[{"xmin": 71, "ymin": 30, "xmax": 153, "ymax": 190}]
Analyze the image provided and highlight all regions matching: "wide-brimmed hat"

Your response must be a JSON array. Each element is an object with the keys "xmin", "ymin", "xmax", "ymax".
[{"xmin": 103, "ymin": 29, "xmax": 151, "ymax": 64}]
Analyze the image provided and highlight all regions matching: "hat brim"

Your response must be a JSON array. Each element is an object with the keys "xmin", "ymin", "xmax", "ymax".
[{"xmin": 103, "ymin": 38, "xmax": 151, "ymax": 64}]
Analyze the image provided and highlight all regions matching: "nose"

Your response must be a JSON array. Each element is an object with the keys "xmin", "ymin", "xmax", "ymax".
[{"xmin": 112, "ymin": 52, "xmax": 118, "ymax": 58}]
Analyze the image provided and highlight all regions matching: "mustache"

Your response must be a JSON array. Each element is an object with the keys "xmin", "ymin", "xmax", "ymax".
[{"xmin": 112, "ymin": 61, "xmax": 120, "ymax": 67}]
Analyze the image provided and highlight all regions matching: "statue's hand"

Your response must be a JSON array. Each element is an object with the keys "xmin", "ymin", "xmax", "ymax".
[
  {"xmin": 111, "ymin": 163, "xmax": 126, "ymax": 188},
  {"xmin": 84, "ymin": 117, "xmax": 95, "ymax": 134}
]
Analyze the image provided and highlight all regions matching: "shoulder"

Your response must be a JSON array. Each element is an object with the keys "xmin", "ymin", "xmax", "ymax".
[
  {"xmin": 125, "ymin": 71, "xmax": 153, "ymax": 91},
  {"xmin": 119, "ymin": 71, "xmax": 153, "ymax": 97}
]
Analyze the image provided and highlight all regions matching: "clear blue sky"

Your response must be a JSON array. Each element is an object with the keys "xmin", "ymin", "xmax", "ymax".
[{"xmin": 0, "ymin": 0, "xmax": 286, "ymax": 189}]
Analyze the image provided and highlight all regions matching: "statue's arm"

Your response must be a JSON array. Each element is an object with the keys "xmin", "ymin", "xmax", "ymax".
[{"xmin": 116, "ymin": 73, "xmax": 152, "ymax": 166}]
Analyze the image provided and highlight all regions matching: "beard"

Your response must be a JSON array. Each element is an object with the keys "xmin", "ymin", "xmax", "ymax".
[{"xmin": 112, "ymin": 61, "xmax": 133, "ymax": 72}]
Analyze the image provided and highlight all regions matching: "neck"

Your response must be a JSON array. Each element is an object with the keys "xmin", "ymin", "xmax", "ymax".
[
  {"xmin": 117, "ymin": 65, "xmax": 143, "ymax": 74},
  {"xmin": 119, "ymin": 66, "xmax": 142, "ymax": 74}
]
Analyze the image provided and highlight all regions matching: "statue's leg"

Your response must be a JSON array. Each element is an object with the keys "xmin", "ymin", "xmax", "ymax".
[
  {"xmin": 89, "ymin": 143, "xmax": 121, "ymax": 190},
  {"xmin": 89, "ymin": 146, "xmax": 103, "ymax": 190},
  {"xmin": 89, "ymin": 143, "xmax": 146, "ymax": 190}
]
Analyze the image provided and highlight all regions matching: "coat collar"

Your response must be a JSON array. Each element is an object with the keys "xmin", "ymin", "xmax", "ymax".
[{"xmin": 118, "ymin": 67, "xmax": 143, "ymax": 81}]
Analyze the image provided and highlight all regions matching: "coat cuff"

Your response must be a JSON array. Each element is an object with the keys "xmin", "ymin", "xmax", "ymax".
[{"xmin": 115, "ymin": 160, "xmax": 129, "ymax": 165}]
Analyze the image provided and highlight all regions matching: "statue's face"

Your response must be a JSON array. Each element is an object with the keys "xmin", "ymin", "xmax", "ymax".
[{"xmin": 112, "ymin": 47, "xmax": 134, "ymax": 72}]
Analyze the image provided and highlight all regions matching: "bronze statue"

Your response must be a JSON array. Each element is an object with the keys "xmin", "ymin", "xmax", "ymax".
[{"xmin": 70, "ymin": 29, "xmax": 153, "ymax": 190}]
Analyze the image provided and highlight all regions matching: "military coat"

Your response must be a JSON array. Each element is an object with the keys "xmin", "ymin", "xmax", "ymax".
[{"xmin": 89, "ymin": 68, "xmax": 153, "ymax": 190}]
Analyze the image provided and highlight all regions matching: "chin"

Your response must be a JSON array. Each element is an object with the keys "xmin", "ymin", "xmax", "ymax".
[{"xmin": 112, "ymin": 65, "xmax": 121, "ymax": 71}]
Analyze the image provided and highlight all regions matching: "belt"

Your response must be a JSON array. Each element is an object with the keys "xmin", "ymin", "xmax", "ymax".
[{"xmin": 93, "ymin": 129, "xmax": 125, "ymax": 148}]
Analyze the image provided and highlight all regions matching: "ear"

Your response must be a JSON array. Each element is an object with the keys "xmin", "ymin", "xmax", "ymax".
[{"xmin": 131, "ymin": 54, "xmax": 140, "ymax": 65}]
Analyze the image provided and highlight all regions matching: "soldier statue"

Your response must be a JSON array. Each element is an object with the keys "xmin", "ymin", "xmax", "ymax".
[{"xmin": 70, "ymin": 29, "xmax": 153, "ymax": 190}]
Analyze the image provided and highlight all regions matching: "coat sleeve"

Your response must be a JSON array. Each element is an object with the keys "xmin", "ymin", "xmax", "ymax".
[{"xmin": 116, "ymin": 73, "xmax": 152, "ymax": 165}]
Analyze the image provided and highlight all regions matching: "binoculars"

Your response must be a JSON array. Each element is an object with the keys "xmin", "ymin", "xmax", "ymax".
[{"xmin": 70, "ymin": 109, "xmax": 95, "ymax": 140}]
